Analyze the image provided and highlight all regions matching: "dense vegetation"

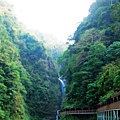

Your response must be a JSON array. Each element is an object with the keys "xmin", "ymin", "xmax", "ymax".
[
  {"xmin": 0, "ymin": 0, "xmax": 61, "ymax": 120},
  {"xmin": 1, "ymin": 0, "xmax": 120, "ymax": 120},
  {"xmin": 33, "ymin": 32, "xmax": 67, "ymax": 62},
  {"xmin": 59, "ymin": 0, "xmax": 120, "ymax": 111},
  {"xmin": 60, "ymin": 114, "xmax": 96, "ymax": 120}
]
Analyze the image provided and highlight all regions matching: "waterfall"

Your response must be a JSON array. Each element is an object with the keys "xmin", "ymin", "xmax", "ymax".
[
  {"xmin": 56, "ymin": 115, "xmax": 58, "ymax": 120},
  {"xmin": 56, "ymin": 77, "xmax": 65, "ymax": 120},
  {"xmin": 56, "ymin": 110, "xmax": 59, "ymax": 120},
  {"xmin": 58, "ymin": 77, "xmax": 65, "ymax": 93}
]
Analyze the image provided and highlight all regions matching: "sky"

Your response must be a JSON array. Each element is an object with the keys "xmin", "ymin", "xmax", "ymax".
[{"xmin": 6, "ymin": 0, "xmax": 95, "ymax": 41}]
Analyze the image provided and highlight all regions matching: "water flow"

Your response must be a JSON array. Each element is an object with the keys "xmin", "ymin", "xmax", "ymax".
[
  {"xmin": 58, "ymin": 77, "xmax": 65, "ymax": 93},
  {"xmin": 57, "ymin": 77, "xmax": 65, "ymax": 120},
  {"xmin": 56, "ymin": 110, "xmax": 59, "ymax": 120},
  {"xmin": 56, "ymin": 115, "xmax": 58, "ymax": 120}
]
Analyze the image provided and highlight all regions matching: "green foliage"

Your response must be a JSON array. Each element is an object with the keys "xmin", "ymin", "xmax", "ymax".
[
  {"xmin": 97, "ymin": 59, "xmax": 120, "ymax": 102},
  {"xmin": 1, "ymin": 0, "xmax": 120, "ymax": 119},
  {"xmin": 17, "ymin": 13, "xmax": 59, "ymax": 120},
  {"xmin": 34, "ymin": 32, "xmax": 67, "ymax": 61},
  {"xmin": 106, "ymin": 41, "xmax": 120, "ymax": 61},
  {"xmin": 86, "ymin": 82, "xmax": 99, "ymax": 106},
  {"xmin": 111, "ymin": 2, "xmax": 120, "ymax": 22},
  {"xmin": 0, "ymin": 61, "xmax": 27, "ymax": 120},
  {"xmin": 59, "ymin": 115, "xmax": 97, "ymax": 120},
  {"xmin": 0, "ymin": 0, "xmax": 60, "ymax": 120},
  {"xmin": 59, "ymin": 0, "xmax": 120, "ymax": 109}
]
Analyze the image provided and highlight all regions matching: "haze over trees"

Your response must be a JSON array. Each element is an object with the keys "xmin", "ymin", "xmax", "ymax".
[{"xmin": 0, "ymin": 0, "xmax": 63, "ymax": 119}]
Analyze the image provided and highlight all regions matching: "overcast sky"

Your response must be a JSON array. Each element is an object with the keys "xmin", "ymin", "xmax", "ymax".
[{"xmin": 7, "ymin": 0, "xmax": 95, "ymax": 41}]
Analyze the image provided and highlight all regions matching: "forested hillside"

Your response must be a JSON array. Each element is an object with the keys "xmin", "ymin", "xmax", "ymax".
[
  {"xmin": 0, "ymin": 0, "xmax": 60, "ymax": 120},
  {"xmin": 1, "ymin": 0, "xmax": 120, "ymax": 120},
  {"xmin": 32, "ymin": 32, "xmax": 68, "ymax": 62},
  {"xmin": 59, "ymin": 0, "xmax": 120, "ymax": 113}
]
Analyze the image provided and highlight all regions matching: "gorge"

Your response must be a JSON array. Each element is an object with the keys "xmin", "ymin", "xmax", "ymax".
[{"xmin": 0, "ymin": 0, "xmax": 120, "ymax": 120}]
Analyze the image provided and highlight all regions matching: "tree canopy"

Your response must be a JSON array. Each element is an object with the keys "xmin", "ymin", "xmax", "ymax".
[
  {"xmin": 0, "ymin": 0, "xmax": 61, "ymax": 119},
  {"xmin": 58, "ymin": 0, "xmax": 120, "ymax": 112}
]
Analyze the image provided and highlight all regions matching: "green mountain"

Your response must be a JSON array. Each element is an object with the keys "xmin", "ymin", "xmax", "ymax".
[
  {"xmin": 59, "ymin": 0, "xmax": 120, "ymax": 111},
  {"xmin": 0, "ymin": 0, "xmax": 60, "ymax": 120},
  {"xmin": 1, "ymin": 0, "xmax": 120, "ymax": 120},
  {"xmin": 31, "ymin": 31, "xmax": 68, "ymax": 61}
]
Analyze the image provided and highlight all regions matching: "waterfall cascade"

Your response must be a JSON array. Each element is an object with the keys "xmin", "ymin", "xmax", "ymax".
[
  {"xmin": 58, "ymin": 77, "xmax": 66, "ymax": 93},
  {"xmin": 56, "ymin": 77, "xmax": 66, "ymax": 120}
]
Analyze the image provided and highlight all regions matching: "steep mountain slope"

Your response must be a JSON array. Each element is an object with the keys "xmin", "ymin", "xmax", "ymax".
[
  {"xmin": 59, "ymin": 0, "xmax": 120, "ymax": 110},
  {"xmin": 0, "ymin": 0, "xmax": 60, "ymax": 120},
  {"xmin": 31, "ymin": 31, "xmax": 68, "ymax": 62}
]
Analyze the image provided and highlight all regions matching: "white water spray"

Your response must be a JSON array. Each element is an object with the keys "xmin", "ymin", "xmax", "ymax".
[{"xmin": 58, "ymin": 77, "xmax": 65, "ymax": 93}]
